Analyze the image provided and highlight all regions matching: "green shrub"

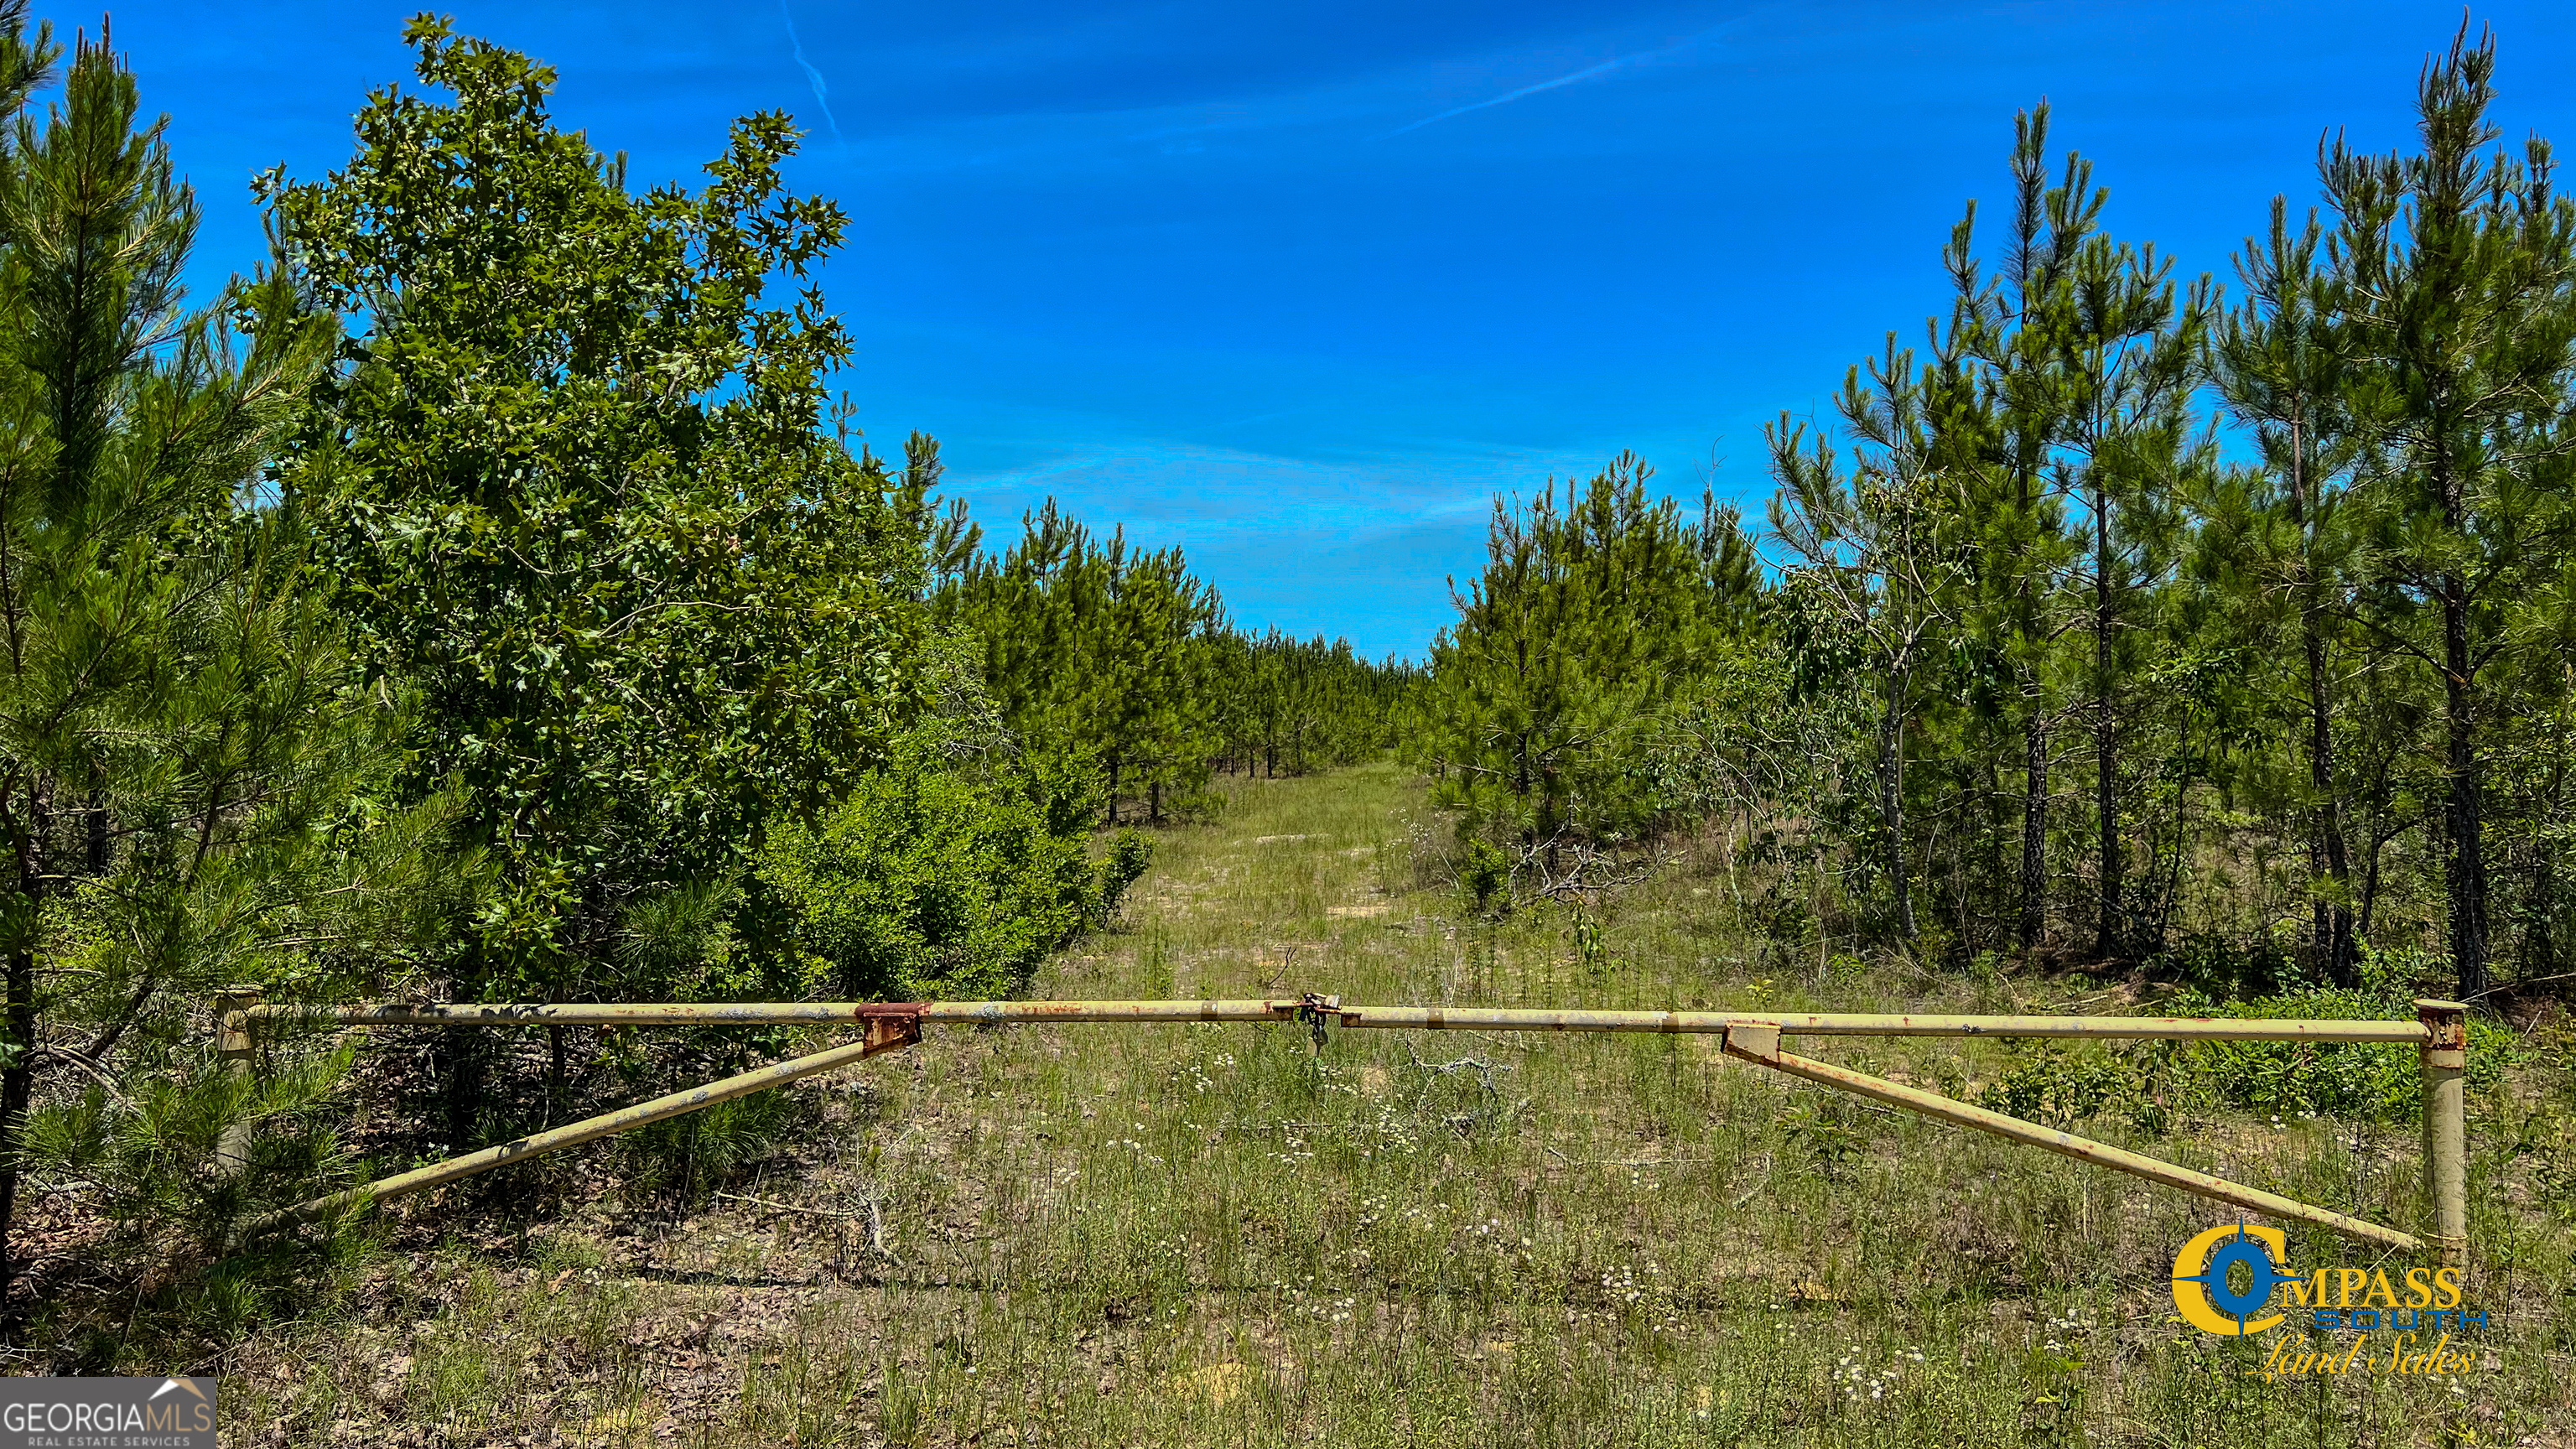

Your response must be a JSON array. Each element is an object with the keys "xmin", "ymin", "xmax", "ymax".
[
  {"xmin": 1979, "ymin": 1041, "xmax": 2166, "ymax": 1134},
  {"xmin": 1458, "ymin": 837, "xmax": 1510, "ymax": 916},
  {"xmin": 2147, "ymin": 932, "xmax": 2300, "ymax": 1000},
  {"xmin": 622, "ymin": 1087, "xmax": 803, "ymax": 1204},
  {"xmin": 1973, "ymin": 981, "xmax": 2515, "ymax": 1132},
  {"xmin": 759, "ymin": 766, "xmax": 1103, "ymax": 1001},
  {"xmin": 1783, "ymin": 1099, "xmax": 1866, "ymax": 1176},
  {"xmin": 2158, "ymin": 979, "xmax": 2512, "ymax": 1121},
  {"xmin": 1098, "ymin": 829, "xmax": 1155, "ymax": 922}
]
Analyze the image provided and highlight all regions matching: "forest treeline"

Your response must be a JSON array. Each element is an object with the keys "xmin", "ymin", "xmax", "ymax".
[
  {"xmin": 930, "ymin": 482, "xmax": 1416, "ymax": 820},
  {"xmin": 0, "ymin": 12, "xmax": 1405, "ymax": 1314},
  {"xmin": 1419, "ymin": 25, "xmax": 2574, "ymax": 1013}
]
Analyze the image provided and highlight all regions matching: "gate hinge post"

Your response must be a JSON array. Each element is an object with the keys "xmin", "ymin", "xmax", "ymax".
[
  {"xmin": 1723, "ymin": 1020, "xmax": 1782, "ymax": 1064},
  {"xmin": 2416, "ymin": 998, "xmax": 2469, "ymax": 1270}
]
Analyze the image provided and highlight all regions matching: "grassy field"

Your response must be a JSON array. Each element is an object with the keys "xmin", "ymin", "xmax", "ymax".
[{"xmin": 207, "ymin": 764, "xmax": 2572, "ymax": 1446}]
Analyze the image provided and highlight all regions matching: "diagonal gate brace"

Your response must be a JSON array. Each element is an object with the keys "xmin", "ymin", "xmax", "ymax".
[
  {"xmin": 242, "ymin": 1010, "xmax": 925, "ymax": 1241},
  {"xmin": 1717, "ymin": 1020, "xmax": 2420, "ymax": 1253},
  {"xmin": 232, "ymin": 994, "xmax": 2457, "ymax": 1260}
]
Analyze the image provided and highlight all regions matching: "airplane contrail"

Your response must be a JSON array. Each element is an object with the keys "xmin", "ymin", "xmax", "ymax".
[
  {"xmin": 1380, "ymin": 55, "xmax": 1641, "ymax": 139},
  {"xmin": 1377, "ymin": 13, "xmax": 1765, "ymax": 141},
  {"xmin": 780, "ymin": 0, "xmax": 845, "ymax": 146}
]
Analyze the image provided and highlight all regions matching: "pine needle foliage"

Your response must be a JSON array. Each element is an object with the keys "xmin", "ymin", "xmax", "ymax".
[
  {"xmin": 0, "ymin": 10, "xmax": 451, "ymax": 1302},
  {"xmin": 1419, "ymin": 24, "xmax": 2576, "ymax": 1002},
  {"xmin": 1420, "ymin": 452, "xmax": 1761, "ymax": 894},
  {"xmin": 935, "ymin": 493, "xmax": 1418, "ymax": 823}
]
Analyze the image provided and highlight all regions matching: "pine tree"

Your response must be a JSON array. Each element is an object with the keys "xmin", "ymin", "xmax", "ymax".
[
  {"xmin": 2056, "ymin": 234, "xmax": 2211, "ymax": 962},
  {"xmin": 1929, "ymin": 102, "xmax": 2214, "ymax": 962},
  {"xmin": 1768, "ymin": 340, "xmax": 1976, "ymax": 948},
  {"xmin": 0, "ymin": 15, "xmax": 428, "ymax": 1292},
  {"xmin": 1943, "ymin": 105, "xmax": 2088, "ymax": 955},
  {"xmin": 2323, "ymin": 22, "xmax": 2576, "ymax": 998},
  {"xmin": 1424, "ymin": 453, "xmax": 1756, "ymax": 892},
  {"xmin": 2207, "ymin": 200, "xmax": 2369, "ymax": 983}
]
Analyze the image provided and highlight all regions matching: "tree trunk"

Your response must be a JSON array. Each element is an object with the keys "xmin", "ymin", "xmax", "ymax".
[
  {"xmin": 2019, "ymin": 705, "xmax": 2049, "ymax": 954},
  {"xmin": 2152, "ymin": 739, "xmax": 2189, "ymax": 956},
  {"xmin": 2528, "ymin": 843, "xmax": 2558, "ymax": 986},
  {"xmin": 2427, "ymin": 434, "xmax": 2488, "ymax": 1000},
  {"xmin": 441, "ymin": 1026, "xmax": 486, "ymax": 1152},
  {"xmin": 0, "ymin": 944, "xmax": 32, "ymax": 1298},
  {"xmin": 1540, "ymin": 761, "xmax": 1562, "ymax": 881},
  {"xmin": 2011, "ymin": 444, "xmax": 2049, "ymax": 958},
  {"xmin": 2093, "ymin": 698, "xmax": 2119, "ymax": 959},
  {"xmin": 2532, "ymin": 732, "xmax": 2568, "ymax": 984},
  {"xmin": 1878, "ymin": 673, "xmax": 1917, "ymax": 945},
  {"xmin": 2304, "ymin": 624, "xmax": 2356, "ymax": 985},
  {"xmin": 0, "ymin": 773, "xmax": 49, "ymax": 1301},
  {"xmin": 2442, "ymin": 571, "xmax": 2488, "ymax": 999},
  {"xmin": 2092, "ymin": 505, "xmax": 2122, "ymax": 963},
  {"xmin": 2288, "ymin": 420, "xmax": 2356, "ymax": 986},
  {"xmin": 546, "ymin": 1026, "xmax": 567, "ymax": 1129},
  {"xmin": 1984, "ymin": 752, "xmax": 2006, "ymax": 955}
]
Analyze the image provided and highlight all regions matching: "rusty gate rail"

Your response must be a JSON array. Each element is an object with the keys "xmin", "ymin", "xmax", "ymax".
[
  {"xmin": 250, "ymin": 997, "xmax": 2429, "ymax": 1041},
  {"xmin": 229, "ymin": 994, "xmax": 2468, "ymax": 1263}
]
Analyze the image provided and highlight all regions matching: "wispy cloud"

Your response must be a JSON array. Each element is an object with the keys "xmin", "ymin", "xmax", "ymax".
[
  {"xmin": 806, "ymin": 12, "xmax": 1789, "ymax": 179},
  {"xmin": 1376, "ymin": 13, "xmax": 1767, "ymax": 140},
  {"xmin": 950, "ymin": 437, "xmax": 1569, "ymax": 533},
  {"xmin": 779, "ymin": 0, "xmax": 844, "ymax": 145}
]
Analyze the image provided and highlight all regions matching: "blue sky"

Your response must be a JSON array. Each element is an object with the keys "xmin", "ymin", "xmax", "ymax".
[{"xmin": 105, "ymin": 1, "xmax": 2576, "ymax": 657}]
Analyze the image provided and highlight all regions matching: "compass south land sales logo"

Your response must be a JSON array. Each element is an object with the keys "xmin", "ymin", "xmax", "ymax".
[{"xmin": 2170, "ymin": 1223, "xmax": 2484, "ymax": 1383}]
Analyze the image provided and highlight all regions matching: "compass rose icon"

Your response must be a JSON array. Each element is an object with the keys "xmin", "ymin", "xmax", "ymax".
[{"xmin": 2171, "ymin": 1220, "xmax": 2299, "ymax": 1336}]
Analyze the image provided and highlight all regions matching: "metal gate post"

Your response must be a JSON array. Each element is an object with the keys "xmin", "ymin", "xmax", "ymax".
[
  {"xmin": 2416, "ymin": 999, "xmax": 2468, "ymax": 1270},
  {"xmin": 215, "ymin": 987, "xmax": 262, "ymax": 1175}
]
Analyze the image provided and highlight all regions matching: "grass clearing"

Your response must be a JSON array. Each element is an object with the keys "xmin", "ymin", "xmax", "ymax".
[{"xmin": 208, "ymin": 765, "xmax": 2572, "ymax": 1445}]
